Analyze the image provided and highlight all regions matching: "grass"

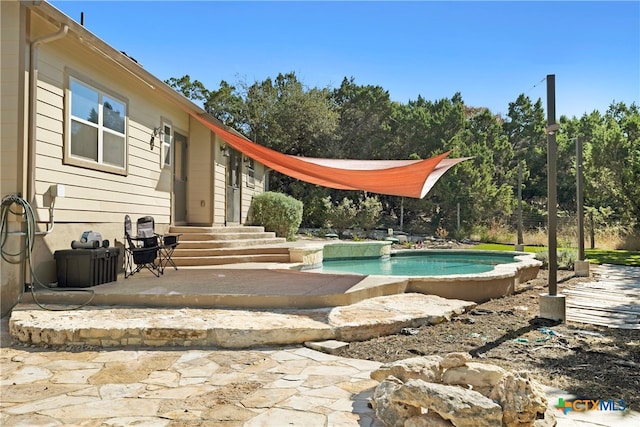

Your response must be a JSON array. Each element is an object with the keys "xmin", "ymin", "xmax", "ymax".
[
  {"xmin": 468, "ymin": 243, "xmax": 640, "ymax": 267},
  {"xmin": 470, "ymin": 243, "xmax": 544, "ymax": 253},
  {"xmin": 584, "ymin": 249, "xmax": 640, "ymax": 267}
]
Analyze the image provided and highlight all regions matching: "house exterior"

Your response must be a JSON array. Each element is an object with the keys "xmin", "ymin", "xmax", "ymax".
[{"xmin": 1, "ymin": 0, "xmax": 267, "ymax": 315}]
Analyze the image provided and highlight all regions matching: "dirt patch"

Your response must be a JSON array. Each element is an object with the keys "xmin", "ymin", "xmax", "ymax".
[{"xmin": 336, "ymin": 269, "xmax": 640, "ymax": 411}]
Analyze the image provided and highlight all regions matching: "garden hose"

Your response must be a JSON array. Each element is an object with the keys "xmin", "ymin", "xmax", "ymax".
[{"xmin": 0, "ymin": 194, "xmax": 95, "ymax": 318}]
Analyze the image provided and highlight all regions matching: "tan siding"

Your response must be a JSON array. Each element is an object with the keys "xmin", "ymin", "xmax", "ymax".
[
  {"xmin": 34, "ymin": 159, "xmax": 170, "ymax": 201},
  {"xmin": 30, "ymin": 36, "xmax": 191, "ymax": 226}
]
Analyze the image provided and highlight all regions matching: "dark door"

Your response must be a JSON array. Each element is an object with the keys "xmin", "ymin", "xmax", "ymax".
[
  {"xmin": 173, "ymin": 132, "xmax": 187, "ymax": 224},
  {"xmin": 225, "ymin": 148, "xmax": 241, "ymax": 224}
]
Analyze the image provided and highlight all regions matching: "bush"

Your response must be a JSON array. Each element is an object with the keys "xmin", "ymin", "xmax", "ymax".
[
  {"xmin": 249, "ymin": 192, "xmax": 303, "ymax": 241},
  {"xmin": 535, "ymin": 248, "xmax": 577, "ymax": 270},
  {"xmin": 323, "ymin": 197, "xmax": 357, "ymax": 237},
  {"xmin": 356, "ymin": 195, "xmax": 383, "ymax": 231}
]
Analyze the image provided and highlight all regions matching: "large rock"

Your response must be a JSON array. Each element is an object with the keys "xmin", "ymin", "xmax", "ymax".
[
  {"xmin": 440, "ymin": 352, "xmax": 472, "ymax": 369},
  {"xmin": 489, "ymin": 372, "xmax": 551, "ymax": 427},
  {"xmin": 371, "ymin": 355, "xmax": 443, "ymax": 383},
  {"xmin": 370, "ymin": 354, "xmax": 556, "ymax": 427},
  {"xmin": 405, "ymin": 412, "xmax": 454, "ymax": 427},
  {"xmin": 371, "ymin": 377, "xmax": 421, "ymax": 427},
  {"xmin": 391, "ymin": 379, "xmax": 503, "ymax": 427},
  {"xmin": 442, "ymin": 362, "xmax": 508, "ymax": 389}
]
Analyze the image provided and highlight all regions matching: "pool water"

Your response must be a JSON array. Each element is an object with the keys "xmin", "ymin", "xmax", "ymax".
[{"xmin": 321, "ymin": 252, "xmax": 517, "ymax": 276}]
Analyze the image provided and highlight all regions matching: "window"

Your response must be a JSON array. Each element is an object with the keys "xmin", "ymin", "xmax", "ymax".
[
  {"xmin": 67, "ymin": 77, "xmax": 127, "ymax": 173},
  {"xmin": 246, "ymin": 157, "xmax": 255, "ymax": 188},
  {"xmin": 161, "ymin": 122, "xmax": 172, "ymax": 167}
]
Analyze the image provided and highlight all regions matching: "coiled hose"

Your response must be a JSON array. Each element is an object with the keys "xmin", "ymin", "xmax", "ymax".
[{"xmin": 1, "ymin": 194, "xmax": 94, "ymax": 317}]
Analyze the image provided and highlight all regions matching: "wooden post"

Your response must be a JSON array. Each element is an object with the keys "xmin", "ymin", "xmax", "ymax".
[
  {"xmin": 576, "ymin": 137, "xmax": 585, "ymax": 260},
  {"xmin": 590, "ymin": 211, "xmax": 595, "ymax": 249},
  {"xmin": 517, "ymin": 161, "xmax": 524, "ymax": 245},
  {"xmin": 546, "ymin": 75, "xmax": 558, "ymax": 296}
]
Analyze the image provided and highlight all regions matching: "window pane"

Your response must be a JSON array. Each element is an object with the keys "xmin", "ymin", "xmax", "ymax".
[
  {"xmin": 71, "ymin": 80, "xmax": 99, "ymax": 123},
  {"xmin": 163, "ymin": 145, "xmax": 171, "ymax": 166},
  {"xmin": 103, "ymin": 95, "xmax": 125, "ymax": 133},
  {"xmin": 103, "ymin": 131, "xmax": 125, "ymax": 167},
  {"xmin": 71, "ymin": 120, "xmax": 98, "ymax": 161}
]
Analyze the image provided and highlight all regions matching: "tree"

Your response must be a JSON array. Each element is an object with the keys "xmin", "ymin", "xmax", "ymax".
[
  {"xmin": 332, "ymin": 77, "xmax": 394, "ymax": 159},
  {"xmin": 165, "ymin": 75, "xmax": 210, "ymax": 103},
  {"xmin": 502, "ymin": 94, "xmax": 547, "ymax": 205},
  {"xmin": 587, "ymin": 102, "xmax": 640, "ymax": 227}
]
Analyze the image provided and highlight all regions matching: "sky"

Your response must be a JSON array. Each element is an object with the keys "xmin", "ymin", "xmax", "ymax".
[{"xmin": 48, "ymin": 1, "xmax": 639, "ymax": 119}]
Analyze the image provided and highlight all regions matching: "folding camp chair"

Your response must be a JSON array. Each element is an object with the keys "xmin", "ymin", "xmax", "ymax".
[
  {"xmin": 137, "ymin": 215, "xmax": 180, "ymax": 274},
  {"xmin": 124, "ymin": 215, "xmax": 160, "ymax": 278}
]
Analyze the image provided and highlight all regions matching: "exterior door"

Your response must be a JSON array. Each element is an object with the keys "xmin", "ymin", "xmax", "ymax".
[
  {"xmin": 225, "ymin": 148, "xmax": 242, "ymax": 224},
  {"xmin": 173, "ymin": 132, "xmax": 187, "ymax": 224}
]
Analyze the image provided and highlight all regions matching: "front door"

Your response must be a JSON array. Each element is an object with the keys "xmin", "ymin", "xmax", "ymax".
[
  {"xmin": 225, "ymin": 148, "xmax": 242, "ymax": 224},
  {"xmin": 173, "ymin": 132, "xmax": 187, "ymax": 224}
]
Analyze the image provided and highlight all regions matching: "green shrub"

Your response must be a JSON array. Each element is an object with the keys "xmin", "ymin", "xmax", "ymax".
[
  {"xmin": 535, "ymin": 248, "xmax": 577, "ymax": 270},
  {"xmin": 323, "ymin": 196, "xmax": 358, "ymax": 237},
  {"xmin": 249, "ymin": 192, "xmax": 303, "ymax": 241},
  {"xmin": 356, "ymin": 195, "xmax": 383, "ymax": 231}
]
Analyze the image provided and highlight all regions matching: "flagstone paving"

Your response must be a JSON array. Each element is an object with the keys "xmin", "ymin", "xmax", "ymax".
[
  {"xmin": 3, "ymin": 319, "xmax": 640, "ymax": 426},
  {"xmin": 1, "ymin": 333, "xmax": 384, "ymax": 426},
  {"xmin": 3, "ymin": 263, "xmax": 640, "ymax": 426}
]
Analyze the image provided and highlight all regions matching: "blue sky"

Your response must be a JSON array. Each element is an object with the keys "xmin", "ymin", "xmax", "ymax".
[{"xmin": 49, "ymin": 1, "xmax": 639, "ymax": 119}]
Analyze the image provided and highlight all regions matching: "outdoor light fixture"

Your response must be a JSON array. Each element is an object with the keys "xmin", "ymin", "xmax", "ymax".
[
  {"xmin": 220, "ymin": 144, "xmax": 230, "ymax": 157},
  {"xmin": 150, "ymin": 127, "xmax": 162, "ymax": 150}
]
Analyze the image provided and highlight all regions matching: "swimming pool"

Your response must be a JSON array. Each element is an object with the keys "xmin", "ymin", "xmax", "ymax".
[{"xmin": 322, "ymin": 252, "xmax": 518, "ymax": 276}]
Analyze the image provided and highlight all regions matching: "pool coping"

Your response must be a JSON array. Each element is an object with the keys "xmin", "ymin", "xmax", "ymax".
[{"xmin": 292, "ymin": 244, "xmax": 542, "ymax": 303}]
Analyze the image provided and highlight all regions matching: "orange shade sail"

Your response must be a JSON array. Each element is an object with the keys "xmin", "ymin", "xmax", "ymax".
[{"xmin": 190, "ymin": 112, "xmax": 469, "ymax": 198}]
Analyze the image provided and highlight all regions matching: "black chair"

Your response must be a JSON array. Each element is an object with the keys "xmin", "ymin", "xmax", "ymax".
[
  {"xmin": 136, "ymin": 215, "xmax": 180, "ymax": 274},
  {"xmin": 124, "ymin": 215, "xmax": 160, "ymax": 278},
  {"xmin": 159, "ymin": 233, "xmax": 180, "ymax": 273}
]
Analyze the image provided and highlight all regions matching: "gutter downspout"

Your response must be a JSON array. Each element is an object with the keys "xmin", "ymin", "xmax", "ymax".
[
  {"xmin": 27, "ymin": 23, "xmax": 68, "ymax": 210},
  {"xmin": 22, "ymin": 23, "xmax": 68, "ymax": 287}
]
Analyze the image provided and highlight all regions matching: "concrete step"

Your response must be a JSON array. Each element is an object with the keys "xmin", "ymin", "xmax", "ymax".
[
  {"xmin": 173, "ymin": 247, "xmax": 290, "ymax": 257},
  {"xmin": 173, "ymin": 232, "xmax": 281, "ymax": 241},
  {"xmin": 172, "ymin": 253, "xmax": 292, "ymax": 266},
  {"xmin": 165, "ymin": 225, "xmax": 288, "ymax": 266},
  {"xmin": 177, "ymin": 238, "xmax": 287, "ymax": 249},
  {"xmin": 170, "ymin": 225, "xmax": 267, "ymax": 234},
  {"xmin": 9, "ymin": 294, "xmax": 476, "ymax": 348}
]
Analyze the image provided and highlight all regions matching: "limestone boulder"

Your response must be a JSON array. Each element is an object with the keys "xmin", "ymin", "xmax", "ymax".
[
  {"xmin": 489, "ymin": 372, "xmax": 552, "ymax": 427},
  {"xmin": 405, "ymin": 411, "xmax": 454, "ymax": 427},
  {"xmin": 440, "ymin": 351, "xmax": 473, "ymax": 369},
  {"xmin": 391, "ymin": 379, "xmax": 503, "ymax": 427},
  {"xmin": 371, "ymin": 376, "xmax": 421, "ymax": 427},
  {"xmin": 371, "ymin": 355, "xmax": 443, "ymax": 383},
  {"xmin": 442, "ymin": 361, "xmax": 508, "ymax": 389},
  {"xmin": 370, "ymin": 353, "xmax": 557, "ymax": 427}
]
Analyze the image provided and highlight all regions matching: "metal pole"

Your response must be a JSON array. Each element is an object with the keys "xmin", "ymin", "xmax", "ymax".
[
  {"xmin": 546, "ymin": 75, "xmax": 558, "ymax": 296},
  {"xmin": 457, "ymin": 202, "xmax": 461, "ymax": 232},
  {"xmin": 517, "ymin": 161, "xmax": 523, "ymax": 245},
  {"xmin": 590, "ymin": 211, "xmax": 595, "ymax": 249},
  {"xmin": 576, "ymin": 137, "xmax": 585, "ymax": 260}
]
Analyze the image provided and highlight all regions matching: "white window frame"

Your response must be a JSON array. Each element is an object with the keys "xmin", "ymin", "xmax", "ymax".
[
  {"xmin": 246, "ymin": 157, "xmax": 255, "ymax": 188},
  {"xmin": 161, "ymin": 120, "xmax": 173, "ymax": 168},
  {"xmin": 64, "ymin": 73, "xmax": 128, "ymax": 175}
]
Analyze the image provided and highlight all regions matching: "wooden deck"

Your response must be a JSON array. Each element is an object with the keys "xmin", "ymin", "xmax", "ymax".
[{"xmin": 565, "ymin": 264, "xmax": 640, "ymax": 329}]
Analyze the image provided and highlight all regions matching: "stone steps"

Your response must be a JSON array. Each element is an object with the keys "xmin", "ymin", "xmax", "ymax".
[
  {"xmin": 172, "ymin": 253, "xmax": 292, "ymax": 266},
  {"xmin": 9, "ymin": 294, "xmax": 476, "ymax": 348},
  {"xmin": 168, "ymin": 225, "xmax": 289, "ymax": 267}
]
